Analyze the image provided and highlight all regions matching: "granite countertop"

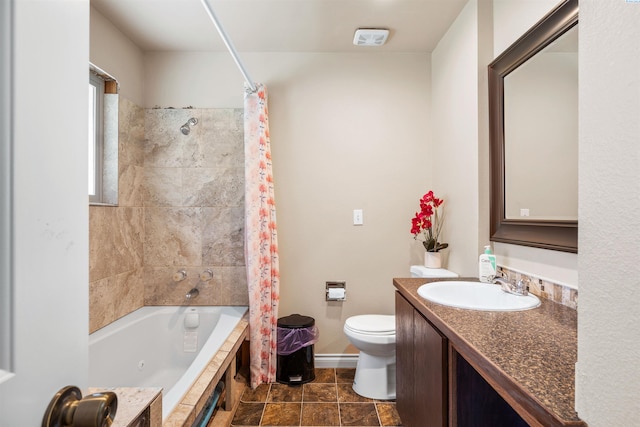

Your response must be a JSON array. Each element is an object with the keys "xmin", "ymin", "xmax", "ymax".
[
  {"xmin": 394, "ymin": 277, "xmax": 585, "ymax": 427},
  {"xmin": 86, "ymin": 387, "xmax": 162, "ymax": 427}
]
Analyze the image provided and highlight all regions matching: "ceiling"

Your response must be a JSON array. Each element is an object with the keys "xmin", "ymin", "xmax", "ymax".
[{"xmin": 91, "ymin": 0, "xmax": 468, "ymax": 53}]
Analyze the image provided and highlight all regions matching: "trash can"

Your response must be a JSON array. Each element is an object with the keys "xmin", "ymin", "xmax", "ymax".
[{"xmin": 276, "ymin": 314, "xmax": 319, "ymax": 385}]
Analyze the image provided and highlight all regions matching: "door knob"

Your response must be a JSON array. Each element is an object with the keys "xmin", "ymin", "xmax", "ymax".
[{"xmin": 42, "ymin": 385, "xmax": 117, "ymax": 427}]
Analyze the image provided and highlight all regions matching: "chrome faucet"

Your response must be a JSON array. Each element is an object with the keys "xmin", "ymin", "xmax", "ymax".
[
  {"xmin": 492, "ymin": 272, "xmax": 529, "ymax": 296},
  {"xmin": 185, "ymin": 288, "xmax": 199, "ymax": 301}
]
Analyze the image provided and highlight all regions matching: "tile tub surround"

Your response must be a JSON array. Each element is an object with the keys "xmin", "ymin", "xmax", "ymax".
[
  {"xmin": 90, "ymin": 106, "xmax": 248, "ymax": 333},
  {"xmin": 143, "ymin": 108, "xmax": 248, "ymax": 307},
  {"xmin": 232, "ymin": 368, "xmax": 403, "ymax": 426},
  {"xmin": 90, "ymin": 97, "xmax": 145, "ymax": 333},
  {"xmin": 394, "ymin": 277, "xmax": 584, "ymax": 427}
]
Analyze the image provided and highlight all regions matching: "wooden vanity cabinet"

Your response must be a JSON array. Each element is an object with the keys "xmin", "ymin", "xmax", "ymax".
[
  {"xmin": 396, "ymin": 292, "xmax": 447, "ymax": 427},
  {"xmin": 397, "ymin": 291, "xmax": 530, "ymax": 427}
]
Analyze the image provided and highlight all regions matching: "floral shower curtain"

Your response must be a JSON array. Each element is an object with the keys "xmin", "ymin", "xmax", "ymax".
[{"xmin": 244, "ymin": 83, "xmax": 280, "ymax": 388}]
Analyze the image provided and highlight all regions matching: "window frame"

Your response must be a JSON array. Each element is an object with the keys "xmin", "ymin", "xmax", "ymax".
[
  {"xmin": 0, "ymin": 0, "xmax": 14, "ymax": 382},
  {"xmin": 89, "ymin": 71, "xmax": 105, "ymax": 204}
]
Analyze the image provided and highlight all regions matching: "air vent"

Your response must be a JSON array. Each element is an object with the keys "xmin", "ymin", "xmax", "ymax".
[{"xmin": 353, "ymin": 29, "xmax": 389, "ymax": 47}]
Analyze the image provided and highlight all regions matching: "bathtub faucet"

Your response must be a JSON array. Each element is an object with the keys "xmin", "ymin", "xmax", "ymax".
[{"xmin": 185, "ymin": 288, "xmax": 199, "ymax": 301}]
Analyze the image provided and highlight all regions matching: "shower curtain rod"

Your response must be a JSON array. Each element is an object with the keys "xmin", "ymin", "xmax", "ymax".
[{"xmin": 200, "ymin": 0, "xmax": 257, "ymax": 93}]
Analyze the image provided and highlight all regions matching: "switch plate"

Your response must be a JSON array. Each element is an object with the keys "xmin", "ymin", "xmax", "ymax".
[{"xmin": 353, "ymin": 209, "xmax": 363, "ymax": 225}]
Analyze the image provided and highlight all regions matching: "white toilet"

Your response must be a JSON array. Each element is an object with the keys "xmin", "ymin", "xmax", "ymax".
[
  {"xmin": 343, "ymin": 265, "xmax": 458, "ymax": 400},
  {"xmin": 344, "ymin": 314, "xmax": 396, "ymax": 400}
]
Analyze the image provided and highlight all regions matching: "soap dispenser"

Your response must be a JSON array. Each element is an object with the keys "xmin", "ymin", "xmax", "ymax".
[{"xmin": 479, "ymin": 245, "xmax": 497, "ymax": 283}]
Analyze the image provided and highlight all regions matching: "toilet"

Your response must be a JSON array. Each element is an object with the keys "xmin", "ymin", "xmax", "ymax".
[
  {"xmin": 344, "ymin": 314, "xmax": 396, "ymax": 400},
  {"xmin": 343, "ymin": 265, "xmax": 458, "ymax": 400}
]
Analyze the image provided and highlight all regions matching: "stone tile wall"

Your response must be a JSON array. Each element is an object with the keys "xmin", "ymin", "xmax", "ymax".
[
  {"xmin": 89, "ymin": 104, "xmax": 248, "ymax": 333},
  {"xmin": 89, "ymin": 97, "xmax": 145, "ymax": 333},
  {"xmin": 497, "ymin": 266, "xmax": 578, "ymax": 309},
  {"xmin": 142, "ymin": 108, "xmax": 248, "ymax": 308}
]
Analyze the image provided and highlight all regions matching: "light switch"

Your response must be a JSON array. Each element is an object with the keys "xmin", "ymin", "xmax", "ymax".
[{"xmin": 353, "ymin": 209, "xmax": 363, "ymax": 225}]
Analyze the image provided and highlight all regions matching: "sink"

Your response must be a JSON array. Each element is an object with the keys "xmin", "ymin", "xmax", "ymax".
[{"xmin": 417, "ymin": 281, "xmax": 541, "ymax": 311}]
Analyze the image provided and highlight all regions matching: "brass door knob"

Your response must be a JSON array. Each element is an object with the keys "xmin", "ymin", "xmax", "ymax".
[{"xmin": 42, "ymin": 385, "xmax": 117, "ymax": 427}]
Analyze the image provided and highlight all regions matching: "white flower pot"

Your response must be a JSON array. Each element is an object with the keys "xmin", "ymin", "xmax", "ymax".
[{"xmin": 424, "ymin": 252, "xmax": 442, "ymax": 269}]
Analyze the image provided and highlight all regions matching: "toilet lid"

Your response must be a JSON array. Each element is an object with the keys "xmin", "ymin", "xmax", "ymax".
[{"xmin": 345, "ymin": 315, "xmax": 395, "ymax": 334}]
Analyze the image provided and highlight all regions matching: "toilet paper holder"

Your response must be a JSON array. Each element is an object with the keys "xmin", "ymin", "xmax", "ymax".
[{"xmin": 326, "ymin": 281, "xmax": 346, "ymax": 301}]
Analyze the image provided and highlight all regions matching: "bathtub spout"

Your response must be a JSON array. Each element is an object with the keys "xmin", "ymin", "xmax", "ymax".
[{"xmin": 186, "ymin": 288, "xmax": 199, "ymax": 301}]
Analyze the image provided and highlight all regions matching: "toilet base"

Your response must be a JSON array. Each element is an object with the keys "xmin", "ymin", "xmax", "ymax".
[{"xmin": 352, "ymin": 351, "xmax": 396, "ymax": 400}]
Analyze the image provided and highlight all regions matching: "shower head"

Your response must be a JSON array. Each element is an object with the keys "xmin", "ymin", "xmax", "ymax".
[{"xmin": 180, "ymin": 117, "xmax": 198, "ymax": 135}]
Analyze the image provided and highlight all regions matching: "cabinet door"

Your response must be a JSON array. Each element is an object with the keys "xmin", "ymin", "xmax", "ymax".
[
  {"xmin": 414, "ymin": 310, "xmax": 447, "ymax": 427},
  {"xmin": 396, "ymin": 293, "xmax": 415, "ymax": 426},
  {"xmin": 395, "ymin": 293, "xmax": 447, "ymax": 427}
]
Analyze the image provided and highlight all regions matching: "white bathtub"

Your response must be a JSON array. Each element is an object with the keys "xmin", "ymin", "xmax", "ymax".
[{"xmin": 89, "ymin": 305, "xmax": 248, "ymax": 420}]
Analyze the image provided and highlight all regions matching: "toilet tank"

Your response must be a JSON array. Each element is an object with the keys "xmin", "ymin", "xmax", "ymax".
[{"xmin": 410, "ymin": 265, "xmax": 458, "ymax": 278}]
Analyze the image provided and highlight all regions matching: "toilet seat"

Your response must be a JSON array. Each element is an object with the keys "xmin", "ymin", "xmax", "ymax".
[{"xmin": 345, "ymin": 315, "xmax": 395, "ymax": 336}]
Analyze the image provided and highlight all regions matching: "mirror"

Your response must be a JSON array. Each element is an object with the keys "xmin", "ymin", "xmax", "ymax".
[{"xmin": 489, "ymin": 0, "xmax": 578, "ymax": 253}]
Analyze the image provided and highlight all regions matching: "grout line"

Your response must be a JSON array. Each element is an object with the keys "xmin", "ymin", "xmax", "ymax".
[
  {"xmin": 257, "ymin": 383, "xmax": 270, "ymax": 427},
  {"xmin": 373, "ymin": 401, "xmax": 382, "ymax": 427}
]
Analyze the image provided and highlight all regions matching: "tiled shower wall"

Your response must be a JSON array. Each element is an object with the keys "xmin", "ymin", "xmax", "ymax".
[
  {"xmin": 89, "ymin": 101, "xmax": 248, "ymax": 333},
  {"xmin": 89, "ymin": 97, "xmax": 145, "ymax": 333},
  {"xmin": 142, "ymin": 108, "xmax": 248, "ymax": 308}
]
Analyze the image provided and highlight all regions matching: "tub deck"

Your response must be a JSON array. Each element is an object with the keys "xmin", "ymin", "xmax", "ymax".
[
  {"xmin": 90, "ymin": 310, "xmax": 249, "ymax": 427},
  {"xmin": 163, "ymin": 310, "xmax": 249, "ymax": 427}
]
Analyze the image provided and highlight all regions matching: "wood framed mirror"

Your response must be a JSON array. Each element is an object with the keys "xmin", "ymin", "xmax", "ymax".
[{"xmin": 489, "ymin": 0, "xmax": 578, "ymax": 253}]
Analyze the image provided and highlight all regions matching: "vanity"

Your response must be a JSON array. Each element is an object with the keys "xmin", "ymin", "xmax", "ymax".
[{"xmin": 394, "ymin": 277, "xmax": 585, "ymax": 427}]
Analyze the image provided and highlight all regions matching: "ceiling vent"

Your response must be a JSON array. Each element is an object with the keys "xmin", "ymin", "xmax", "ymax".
[{"xmin": 353, "ymin": 29, "xmax": 389, "ymax": 47}]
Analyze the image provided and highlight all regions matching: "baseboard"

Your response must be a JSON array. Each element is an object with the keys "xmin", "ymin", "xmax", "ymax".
[{"xmin": 314, "ymin": 353, "xmax": 359, "ymax": 369}]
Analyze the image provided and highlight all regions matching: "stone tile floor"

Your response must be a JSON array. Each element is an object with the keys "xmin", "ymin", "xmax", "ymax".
[{"xmin": 231, "ymin": 368, "xmax": 402, "ymax": 426}]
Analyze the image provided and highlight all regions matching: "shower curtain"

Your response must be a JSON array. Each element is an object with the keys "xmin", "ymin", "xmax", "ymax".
[{"xmin": 244, "ymin": 83, "xmax": 280, "ymax": 388}]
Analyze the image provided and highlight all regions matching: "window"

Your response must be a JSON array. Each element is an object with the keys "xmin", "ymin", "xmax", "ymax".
[
  {"xmin": 88, "ymin": 65, "xmax": 118, "ymax": 206},
  {"xmin": 89, "ymin": 72, "xmax": 105, "ymax": 203}
]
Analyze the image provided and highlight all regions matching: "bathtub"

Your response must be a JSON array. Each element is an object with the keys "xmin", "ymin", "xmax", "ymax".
[{"xmin": 89, "ymin": 305, "xmax": 248, "ymax": 420}]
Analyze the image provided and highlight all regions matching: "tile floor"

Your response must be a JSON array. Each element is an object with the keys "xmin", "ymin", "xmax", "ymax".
[{"xmin": 231, "ymin": 368, "xmax": 403, "ymax": 427}]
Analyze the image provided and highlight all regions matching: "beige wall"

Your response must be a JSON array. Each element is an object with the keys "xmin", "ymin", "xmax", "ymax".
[
  {"xmin": 90, "ymin": 5, "xmax": 145, "ymax": 106},
  {"xmin": 493, "ymin": 0, "xmax": 561, "ymax": 55},
  {"xmin": 271, "ymin": 54, "xmax": 432, "ymax": 353},
  {"xmin": 430, "ymin": 0, "xmax": 493, "ymax": 277},
  {"xmin": 577, "ymin": 1, "xmax": 640, "ymax": 424}
]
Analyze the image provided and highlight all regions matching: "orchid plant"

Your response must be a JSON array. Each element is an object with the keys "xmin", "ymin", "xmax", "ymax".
[{"xmin": 410, "ymin": 190, "xmax": 449, "ymax": 252}]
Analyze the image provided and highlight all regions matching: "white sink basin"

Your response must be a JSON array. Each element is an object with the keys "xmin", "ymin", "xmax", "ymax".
[{"xmin": 417, "ymin": 281, "xmax": 541, "ymax": 311}]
